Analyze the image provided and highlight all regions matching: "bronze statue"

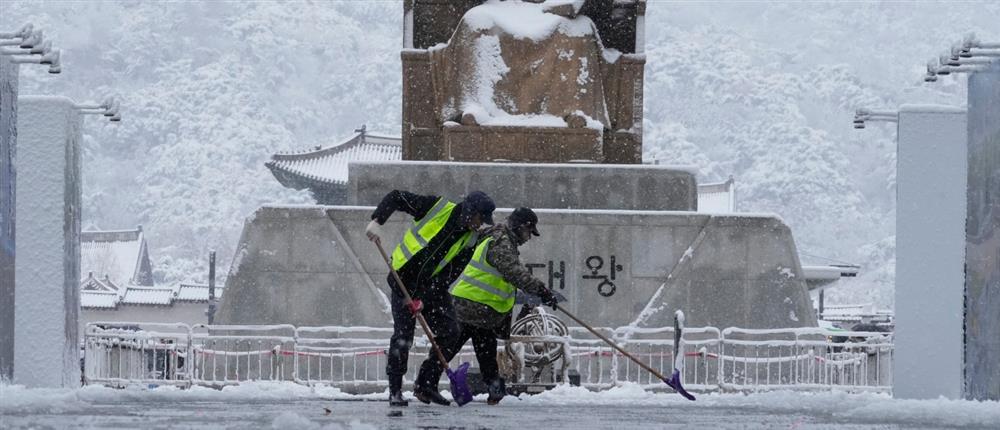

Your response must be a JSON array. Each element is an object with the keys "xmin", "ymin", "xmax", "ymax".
[{"xmin": 402, "ymin": 0, "xmax": 646, "ymax": 163}]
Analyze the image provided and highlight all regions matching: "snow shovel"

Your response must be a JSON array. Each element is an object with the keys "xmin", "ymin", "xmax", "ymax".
[
  {"xmin": 552, "ymin": 304, "xmax": 696, "ymax": 401},
  {"xmin": 372, "ymin": 238, "xmax": 474, "ymax": 406}
]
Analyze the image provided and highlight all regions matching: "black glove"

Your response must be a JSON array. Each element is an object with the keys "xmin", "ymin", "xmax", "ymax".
[{"xmin": 539, "ymin": 288, "xmax": 559, "ymax": 309}]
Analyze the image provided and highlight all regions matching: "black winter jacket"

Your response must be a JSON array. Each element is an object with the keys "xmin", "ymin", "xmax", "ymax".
[{"xmin": 371, "ymin": 190, "xmax": 477, "ymax": 296}]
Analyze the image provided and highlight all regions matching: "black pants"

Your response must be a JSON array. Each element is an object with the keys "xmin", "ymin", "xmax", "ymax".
[
  {"xmin": 415, "ymin": 322, "xmax": 499, "ymax": 392},
  {"xmin": 386, "ymin": 279, "xmax": 458, "ymax": 393}
]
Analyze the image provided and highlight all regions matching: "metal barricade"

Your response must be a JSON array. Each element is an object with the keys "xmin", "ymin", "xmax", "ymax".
[
  {"xmin": 293, "ymin": 326, "xmax": 390, "ymax": 391},
  {"xmin": 555, "ymin": 326, "xmax": 721, "ymax": 391},
  {"xmin": 83, "ymin": 322, "xmax": 192, "ymax": 388},
  {"xmin": 719, "ymin": 327, "xmax": 893, "ymax": 393},
  {"xmin": 190, "ymin": 324, "xmax": 295, "ymax": 387},
  {"xmin": 82, "ymin": 322, "xmax": 893, "ymax": 394},
  {"xmin": 292, "ymin": 326, "xmax": 477, "ymax": 392}
]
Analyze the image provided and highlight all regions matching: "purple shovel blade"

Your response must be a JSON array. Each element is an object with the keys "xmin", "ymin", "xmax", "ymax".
[
  {"xmin": 446, "ymin": 361, "xmax": 473, "ymax": 406},
  {"xmin": 663, "ymin": 369, "xmax": 696, "ymax": 401}
]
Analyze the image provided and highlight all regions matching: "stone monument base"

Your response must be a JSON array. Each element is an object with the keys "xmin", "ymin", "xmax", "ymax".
[
  {"xmin": 217, "ymin": 206, "xmax": 815, "ymax": 331},
  {"xmin": 347, "ymin": 161, "xmax": 698, "ymax": 211}
]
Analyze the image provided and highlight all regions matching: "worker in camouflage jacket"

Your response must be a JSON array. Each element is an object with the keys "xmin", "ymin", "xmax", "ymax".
[{"xmin": 414, "ymin": 207, "xmax": 560, "ymax": 405}]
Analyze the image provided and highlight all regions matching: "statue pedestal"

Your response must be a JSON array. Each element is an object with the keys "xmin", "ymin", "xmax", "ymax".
[
  {"xmin": 220, "ymin": 205, "xmax": 816, "ymax": 331},
  {"xmin": 442, "ymin": 125, "xmax": 602, "ymax": 163},
  {"xmin": 347, "ymin": 161, "xmax": 698, "ymax": 211}
]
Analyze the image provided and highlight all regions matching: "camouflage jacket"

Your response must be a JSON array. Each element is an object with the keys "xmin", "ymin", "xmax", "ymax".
[{"xmin": 453, "ymin": 224, "xmax": 548, "ymax": 338}]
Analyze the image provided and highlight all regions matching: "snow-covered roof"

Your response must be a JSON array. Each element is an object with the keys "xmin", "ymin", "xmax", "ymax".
[
  {"xmin": 79, "ymin": 283, "xmax": 221, "ymax": 310},
  {"xmin": 175, "ymin": 283, "xmax": 224, "ymax": 302},
  {"xmin": 803, "ymin": 265, "xmax": 860, "ymax": 281},
  {"xmin": 80, "ymin": 272, "xmax": 119, "ymax": 292},
  {"xmin": 80, "ymin": 291, "xmax": 119, "ymax": 309},
  {"xmin": 81, "ymin": 226, "xmax": 153, "ymax": 287},
  {"xmin": 267, "ymin": 131, "xmax": 401, "ymax": 188},
  {"xmin": 802, "ymin": 263, "xmax": 860, "ymax": 291},
  {"xmin": 820, "ymin": 303, "xmax": 893, "ymax": 324},
  {"xmin": 120, "ymin": 287, "xmax": 174, "ymax": 306}
]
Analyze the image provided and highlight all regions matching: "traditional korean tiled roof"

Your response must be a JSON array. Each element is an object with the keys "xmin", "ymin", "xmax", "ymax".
[
  {"xmin": 120, "ymin": 287, "xmax": 174, "ymax": 306},
  {"xmin": 820, "ymin": 303, "xmax": 893, "ymax": 324},
  {"xmin": 80, "ymin": 272, "xmax": 119, "ymax": 292},
  {"xmin": 266, "ymin": 130, "xmax": 402, "ymax": 189},
  {"xmin": 79, "ymin": 283, "xmax": 222, "ymax": 310},
  {"xmin": 175, "ymin": 283, "xmax": 224, "ymax": 302},
  {"xmin": 80, "ymin": 290, "xmax": 120, "ymax": 309},
  {"xmin": 81, "ymin": 226, "xmax": 154, "ymax": 287}
]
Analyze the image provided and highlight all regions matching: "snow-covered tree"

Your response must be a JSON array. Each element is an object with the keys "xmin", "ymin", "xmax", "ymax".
[{"xmin": 5, "ymin": 1, "xmax": 998, "ymax": 306}]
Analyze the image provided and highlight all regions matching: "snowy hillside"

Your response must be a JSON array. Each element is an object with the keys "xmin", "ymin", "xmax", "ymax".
[{"xmin": 4, "ymin": 1, "xmax": 999, "ymax": 307}]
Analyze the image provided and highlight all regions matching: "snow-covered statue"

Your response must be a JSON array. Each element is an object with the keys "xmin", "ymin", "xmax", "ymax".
[
  {"xmin": 431, "ymin": 0, "xmax": 610, "ymax": 132},
  {"xmin": 401, "ymin": 0, "xmax": 646, "ymax": 163}
]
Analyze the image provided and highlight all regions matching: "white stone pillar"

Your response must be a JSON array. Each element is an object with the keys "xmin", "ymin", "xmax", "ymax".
[
  {"xmin": 13, "ymin": 95, "xmax": 81, "ymax": 387},
  {"xmin": 0, "ymin": 55, "xmax": 19, "ymax": 382},
  {"xmin": 894, "ymin": 105, "xmax": 967, "ymax": 399},
  {"xmin": 965, "ymin": 63, "xmax": 1000, "ymax": 401}
]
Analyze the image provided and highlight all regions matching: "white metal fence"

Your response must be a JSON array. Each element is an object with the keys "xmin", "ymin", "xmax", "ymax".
[
  {"xmin": 83, "ymin": 322, "xmax": 892, "ymax": 394},
  {"xmin": 83, "ymin": 323, "xmax": 191, "ymax": 387}
]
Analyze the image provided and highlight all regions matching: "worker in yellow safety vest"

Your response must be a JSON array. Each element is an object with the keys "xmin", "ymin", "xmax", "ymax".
[
  {"xmin": 413, "ymin": 207, "xmax": 560, "ymax": 405},
  {"xmin": 365, "ymin": 190, "xmax": 496, "ymax": 407}
]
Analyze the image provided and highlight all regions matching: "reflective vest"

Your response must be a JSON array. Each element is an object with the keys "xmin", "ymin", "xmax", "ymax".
[
  {"xmin": 391, "ymin": 198, "xmax": 475, "ymax": 275},
  {"xmin": 450, "ymin": 237, "xmax": 516, "ymax": 313}
]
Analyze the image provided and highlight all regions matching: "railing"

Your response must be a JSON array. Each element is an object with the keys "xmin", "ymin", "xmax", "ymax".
[
  {"xmin": 292, "ymin": 326, "xmax": 390, "ymax": 390},
  {"xmin": 83, "ymin": 322, "xmax": 892, "ymax": 394},
  {"xmin": 190, "ymin": 324, "xmax": 295, "ymax": 386},
  {"xmin": 717, "ymin": 327, "xmax": 892, "ymax": 392},
  {"xmin": 83, "ymin": 322, "xmax": 192, "ymax": 388}
]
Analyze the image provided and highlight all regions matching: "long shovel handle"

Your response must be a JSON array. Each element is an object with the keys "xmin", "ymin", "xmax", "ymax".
[
  {"xmin": 373, "ymin": 238, "xmax": 451, "ymax": 369},
  {"xmin": 554, "ymin": 304, "xmax": 668, "ymax": 381}
]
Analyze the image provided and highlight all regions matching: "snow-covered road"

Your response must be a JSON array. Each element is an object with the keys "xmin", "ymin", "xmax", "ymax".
[{"xmin": 2, "ymin": 383, "xmax": 999, "ymax": 429}]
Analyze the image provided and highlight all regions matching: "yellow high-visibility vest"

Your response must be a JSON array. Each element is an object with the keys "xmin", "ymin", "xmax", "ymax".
[
  {"xmin": 449, "ymin": 237, "xmax": 515, "ymax": 313},
  {"xmin": 391, "ymin": 198, "xmax": 475, "ymax": 275}
]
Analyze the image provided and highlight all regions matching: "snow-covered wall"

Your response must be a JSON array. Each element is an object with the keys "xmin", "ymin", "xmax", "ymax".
[
  {"xmin": 13, "ymin": 96, "xmax": 82, "ymax": 388},
  {"xmin": 0, "ymin": 55, "xmax": 19, "ymax": 381},
  {"xmin": 965, "ymin": 64, "xmax": 1000, "ymax": 401},
  {"xmin": 80, "ymin": 303, "xmax": 208, "ymax": 336},
  {"xmin": 894, "ymin": 106, "xmax": 966, "ymax": 400}
]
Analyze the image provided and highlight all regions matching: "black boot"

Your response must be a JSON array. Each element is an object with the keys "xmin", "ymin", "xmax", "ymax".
[
  {"xmin": 487, "ymin": 378, "xmax": 506, "ymax": 405},
  {"xmin": 389, "ymin": 390, "xmax": 409, "ymax": 407},
  {"xmin": 414, "ymin": 387, "xmax": 452, "ymax": 406},
  {"xmin": 388, "ymin": 373, "xmax": 408, "ymax": 407}
]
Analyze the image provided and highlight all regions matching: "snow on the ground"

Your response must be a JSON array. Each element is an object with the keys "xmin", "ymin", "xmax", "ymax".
[
  {"xmin": 0, "ymin": 382, "xmax": 379, "ymax": 414},
  {"xmin": 3, "ymin": 381, "xmax": 1000, "ymax": 428},
  {"xmin": 523, "ymin": 384, "xmax": 1000, "ymax": 428},
  {"xmin": 0, "ymin": 384, "xmax": 82, "ymax": 415},
  {"xmin": 270, "ymin": 411, "xmax": 377, "ymax": 430},
  {"xmin": 271, "ymin": 411, "xmax": 319, "ymax": 429}
]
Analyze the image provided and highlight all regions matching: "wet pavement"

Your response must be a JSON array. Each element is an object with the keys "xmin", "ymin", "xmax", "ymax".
[{"xmin": 1, "ymin": 396, "xmax": 960, "ymax": 429}]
